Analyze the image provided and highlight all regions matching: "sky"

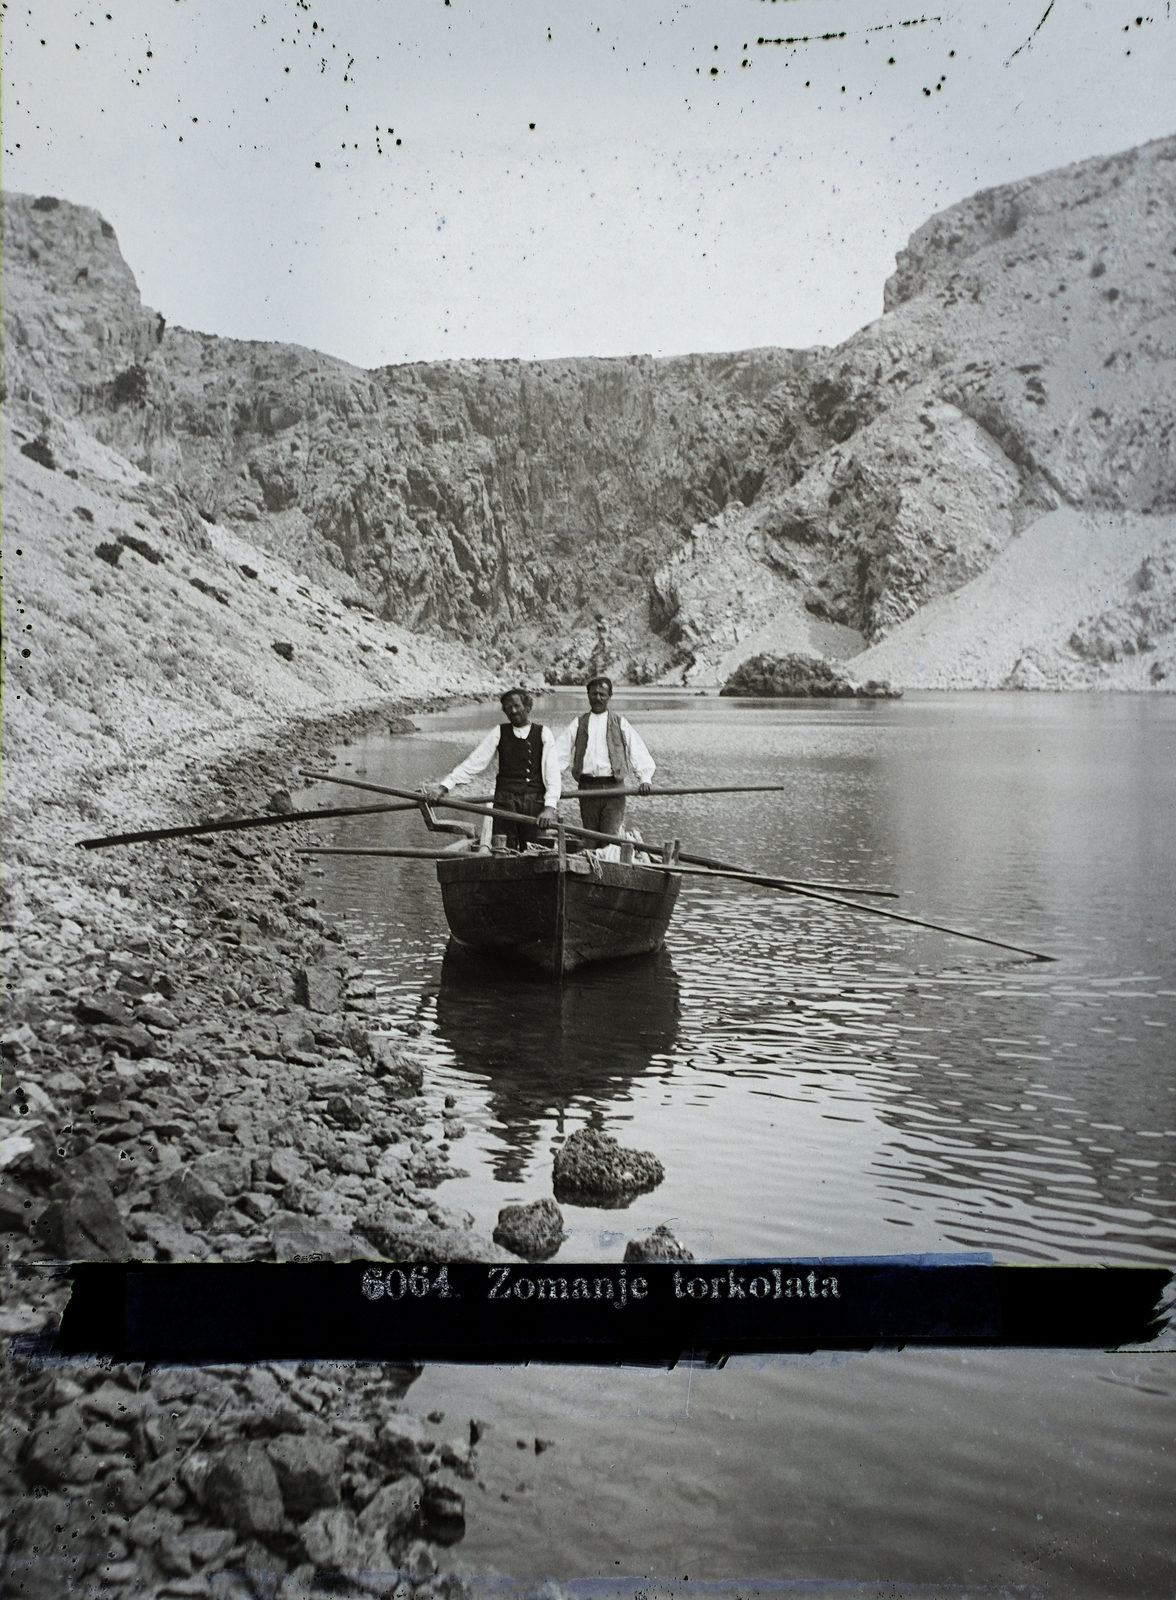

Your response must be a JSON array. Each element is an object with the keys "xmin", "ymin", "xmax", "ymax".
[{"xmin": 3, "ymin": 1, "xmax": 1174, "ymax": 368}]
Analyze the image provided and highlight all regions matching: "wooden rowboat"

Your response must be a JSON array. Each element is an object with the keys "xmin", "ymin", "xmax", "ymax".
[{"xmin": 434, "ymin": 849, "xmax": 681, "ymax": 977}]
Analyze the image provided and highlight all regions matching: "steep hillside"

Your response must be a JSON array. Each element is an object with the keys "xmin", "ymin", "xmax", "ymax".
[
  {"xmin": 1, "ymin": 195, "xmax": 809, "ymax": 677},
  {"xmin": 4, "ymin": 133, "xmax": 1175, "ymax": 690},
  {"xmin": 653, "ymin": 134, "xmax": 1176, "ymax": 685},
  {"xmin": 848, "ymin": 510, "xmax": 1176, "ymax": 691},
  {"xmin": 0, "ymin": 410, "xmax": 489, "ymax": 834}
]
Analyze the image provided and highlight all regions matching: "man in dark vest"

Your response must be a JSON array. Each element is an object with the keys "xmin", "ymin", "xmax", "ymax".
[
  {"xmin": 423, "ymin": 688, "xmax": 560, "ymax": 851},
  {"xmin": 554, "ymin": 676, "xmax": 655, "ymax": 841}
]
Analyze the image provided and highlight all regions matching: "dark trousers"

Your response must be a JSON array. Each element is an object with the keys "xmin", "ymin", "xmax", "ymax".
[
  {"xmin": 576, "ymin": 775, "xmax": 626, "ymax": 843},
  {"xmin": 493, "ymin": 785, "xmax": 545, "ymax": 851}
]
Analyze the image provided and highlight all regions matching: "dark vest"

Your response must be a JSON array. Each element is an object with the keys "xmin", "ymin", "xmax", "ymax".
[
  {"xmin": 496, "ymin": 722, "xmax": 545, "ymax": 790},
  {"xmin": 571, "ymin": 711, "xmax": 632, "ymax": 783}
]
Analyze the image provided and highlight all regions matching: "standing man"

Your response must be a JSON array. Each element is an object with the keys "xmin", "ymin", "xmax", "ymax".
[
  {"xmin": 422, "ymin": 688, "xmax": 560, "ymax": 852},
  {"xmin": 554, "ymin": 676, "xmax": 655, "ymax": 841}
]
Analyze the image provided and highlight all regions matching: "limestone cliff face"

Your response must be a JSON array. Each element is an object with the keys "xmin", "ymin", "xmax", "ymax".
[
  {"xmin": 157, "ymin": 336, "xmax": 810, "ymax": 676},
  {"xmin": 652, "ymin": 135, "xmax": 1176, "ymax": 683},
  {"xmin": 4, "ymin": 134, "xmax": 1174, "ymax": 688},
  {"xmin": 1, "ymin": 193, "xmax": 806, "ymax": 672},
  {"xmin": 2, "ymin": 196, "xmax": 179, "ymax": 474}
]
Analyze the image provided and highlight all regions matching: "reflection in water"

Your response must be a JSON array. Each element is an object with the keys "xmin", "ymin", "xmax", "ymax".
[
  {"xmin": 434, "ymin": 942, "xmax": 680, "ymax": 1182},
  {"xmin": 315, "ymin": 691, "xmax": 1176, "ymax": 1263}
]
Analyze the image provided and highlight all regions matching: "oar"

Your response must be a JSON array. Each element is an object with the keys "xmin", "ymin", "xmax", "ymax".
[
  {"xmin": 674, "ymin": 845, "xmax": 893, "ymax": 897},
  {"xmin": 664, "ymin": 862, "xmax": 896, "ymax": 899},
  {"xmin": 298, "ymin": 769, "xmax": 895, "ymax": 897},
  {"xmin": 301, "ymin": 771, "xmax": 1053, "ymax": 959},
  {"xmin": 301, "ymin": 846, "xmax": 478, "ymax": 859},
  {"xmin": 76, "ymin": 800, "xmax": 420, "ymax": 851},
  {"xmin": 660, "ymin": 864, "xmax": 1055, "ymax": 962},
  {"xmin": 521, "ymin": 782, "xmax": 796, "ymax": 802},
  {"xmin": 303, "ymin": 772, "xmax": 795, "ymax": 805}
]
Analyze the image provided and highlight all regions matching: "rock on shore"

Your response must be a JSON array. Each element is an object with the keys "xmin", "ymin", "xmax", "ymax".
[
  {"xmin": 623, "ymin": 1224, "xmax": 695, "ymax": 1264},
  {"xmin": 492, "ymin": 1199, "xmax": 566, "ymax": 1262},
  {"xmin": 1, "ymin": 1352, "xmax": 482, "ymax": 1598}
]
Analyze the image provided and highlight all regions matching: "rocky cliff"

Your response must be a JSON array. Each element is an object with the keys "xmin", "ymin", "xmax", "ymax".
[
  {"xmin": 5, "ymin": 132, "xmax": 1175, "ymax": 690},
  {"xmin": 650, "ymin": 133, "xmax": 1176, "ymax": 687},
  {"xmin": 2, "ymin": 197, "xmax": 808, "ymax": 678}
]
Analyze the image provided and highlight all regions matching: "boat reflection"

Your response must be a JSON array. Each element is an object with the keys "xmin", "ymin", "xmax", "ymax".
[{"xmin": 434, "ymin": 941, "xmax": 682, "ymax": 1181}]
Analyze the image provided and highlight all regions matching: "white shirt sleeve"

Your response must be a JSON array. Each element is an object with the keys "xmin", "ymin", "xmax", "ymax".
[
  {"xmin": 620, "ymin": 717, "xmax": 656, "ymax": 785},
  {"xmin": 440, "ymin": 726, "xmax": 501, "ymax": 791},
  {"xmin": 442, "ymin": 724, "xmax": 560, "ymax": 808},
  {"xmin": 540, "ymin": 726, "xmax": 561, "ymax": 808},
  {"xmin": 553, "ymin": 716, "xmax": 580, "ymax": 775}
]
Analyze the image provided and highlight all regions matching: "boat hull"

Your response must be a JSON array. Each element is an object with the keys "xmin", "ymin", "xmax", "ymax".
[{"xmin": 435, "ymin": 852, "xmax": 680, "ymax": 977}]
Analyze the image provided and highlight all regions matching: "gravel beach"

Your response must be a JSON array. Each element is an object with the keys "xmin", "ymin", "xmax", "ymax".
[
  {"xmin": 1, "ymin": 394, "xmax": 521, "ymax": 1592},
  {"xmin": 1, "ymin": 689, "xmax": 525, "ymax": 1597}
]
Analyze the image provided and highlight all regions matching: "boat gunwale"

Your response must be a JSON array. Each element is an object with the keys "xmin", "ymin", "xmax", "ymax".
[{"xmin": 435, "ymin": 851, "xmax": 675, "ymax": 894}]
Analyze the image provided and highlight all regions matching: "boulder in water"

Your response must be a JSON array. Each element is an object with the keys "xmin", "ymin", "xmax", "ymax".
[
  {"xmin": 552, "ymin": 1127, "xmax": 664, "ymax": 1208},
  {"xmin": 623, "ymin": 1223, "xmax": 694, "ymax": 1262}
]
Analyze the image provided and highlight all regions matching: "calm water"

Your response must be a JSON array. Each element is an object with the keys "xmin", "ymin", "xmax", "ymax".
[{"xmin": 310, "ymin": 690, "xmax": 1176, "ymax": 1266}]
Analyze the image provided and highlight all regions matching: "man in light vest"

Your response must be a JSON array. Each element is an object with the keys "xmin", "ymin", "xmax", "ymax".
[{"xmin": 553, "ymin": 676, "xmax": 655, "ymax": 842}]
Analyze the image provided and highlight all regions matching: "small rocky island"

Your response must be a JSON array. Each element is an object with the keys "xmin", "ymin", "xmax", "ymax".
[{"xmin": 720, "ymin": 652, "xmax": 901, "ymax": 699}]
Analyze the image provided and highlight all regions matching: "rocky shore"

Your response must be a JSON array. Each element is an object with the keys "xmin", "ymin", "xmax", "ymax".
[
  {"xmin": 0, "ymin": 698, "xmax": 514, "ymax": 1598},
  {"xmin": 1, "ymin": 254, "xmax": 688, "ymax": 1592}
]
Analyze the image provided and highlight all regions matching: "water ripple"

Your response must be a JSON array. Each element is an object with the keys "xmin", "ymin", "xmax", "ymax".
[{"xmin": 313, "ymin": 691, "xmax": 1176, "ymax": 1263}]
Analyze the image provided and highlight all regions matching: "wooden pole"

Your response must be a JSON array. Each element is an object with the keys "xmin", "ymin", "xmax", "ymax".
[
  {"xmin": 301, "ymin": 770, "xmax": 797, "ymax": 804},
  {"xmin": 298, "ymin": 770, "xmax": 896, "ymax": 896},
  {"xmin": 659, "ymin": 864, "xmax": 1055, "ymax": 961},
  {"xmin": 300, "ymin": 846, "xmax": 478, "ymax": 859},
  {"xmin": 77, "ymin": 800, "xmax": 420, "ymax": 851},
  {"xmin": 675, "ymin": 845, "xmax": 894, "ymax": 897},
  {"xmin": 300, "ymin": 772, "xmax": 1054, "ymax": 961}
]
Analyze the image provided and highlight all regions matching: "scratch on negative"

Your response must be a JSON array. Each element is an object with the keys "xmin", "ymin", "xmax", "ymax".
[{"xmin": 1007, "ymin": 1, "xmax": 1055, "ymax": 63}]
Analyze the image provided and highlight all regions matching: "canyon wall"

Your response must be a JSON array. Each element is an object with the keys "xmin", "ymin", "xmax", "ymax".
[{"xmin": 4, "ymin": 132, "xmax": 1175, "ymax": 688}]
